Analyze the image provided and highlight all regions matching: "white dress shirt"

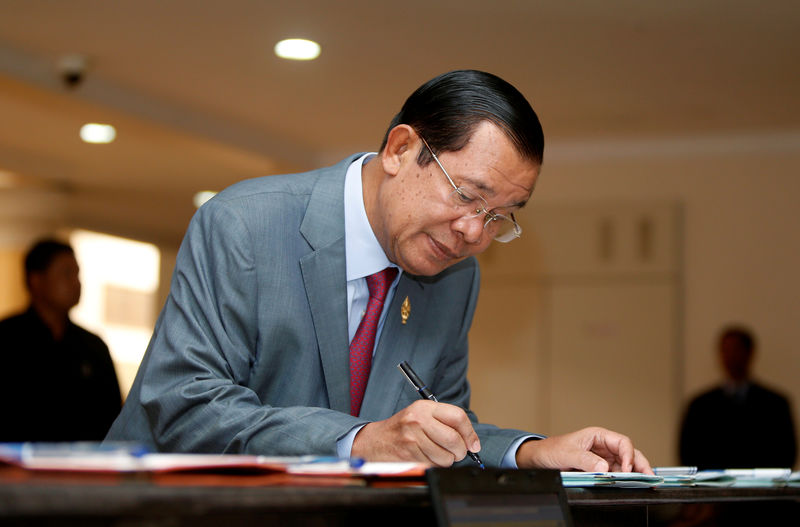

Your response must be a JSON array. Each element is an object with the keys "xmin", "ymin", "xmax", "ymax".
[{"xmin": 343, "ymin": 153, "xmax": 401, "ymax": 345}]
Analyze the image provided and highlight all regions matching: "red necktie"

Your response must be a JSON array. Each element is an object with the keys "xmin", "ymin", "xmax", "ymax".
[{"xmin": 350, "ymin": 267, "xmax": 398, "ymax": 416}]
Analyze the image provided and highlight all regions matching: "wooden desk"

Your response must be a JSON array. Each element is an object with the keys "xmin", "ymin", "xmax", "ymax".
[{"xmin": 1, "ymin": 468, "xmax": 798, "ymax": 526}]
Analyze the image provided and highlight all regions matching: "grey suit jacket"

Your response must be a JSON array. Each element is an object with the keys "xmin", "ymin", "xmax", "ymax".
[{"xmin": 107, "ymin": 155, "xmax": 533, "ymax": 466}]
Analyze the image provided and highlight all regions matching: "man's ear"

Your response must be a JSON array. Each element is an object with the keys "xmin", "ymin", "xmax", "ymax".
[{"xmin": 381, "ymin": 125, "xmax": 415, "ymax": 176}]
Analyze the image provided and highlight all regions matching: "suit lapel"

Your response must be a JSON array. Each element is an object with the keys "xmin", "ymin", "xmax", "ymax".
[
  {"xmin": 360, "ymin": 274, "xmax": 431, "ymax": 420},
  {"xmin": 300, "ymin": 243, "xmax": 349, "ymax": 413},
  {"xmin": 299, "ymin": 156, "xmax": 358, "ymax": 414}
]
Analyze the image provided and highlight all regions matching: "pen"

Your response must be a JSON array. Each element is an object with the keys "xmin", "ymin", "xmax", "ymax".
[{"xmin": 397, "ymin": 360, "xmax": 485, "ymax": 470}]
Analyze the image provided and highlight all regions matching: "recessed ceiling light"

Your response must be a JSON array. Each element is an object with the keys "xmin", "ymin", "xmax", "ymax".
[
  {"xmin": 80, "ymin": 123, "xmax": 116, "ymax": 144},
  {"xmin": 193, "ymin": 190, "xmax": 217, "ymax": 208},
  {"xmin": 0, "ymin": 169, "xmax": 19, "ymax": 188},
  {"xmin": 274, "ymin": 38, "xmax": 321, "ymax": 61}
]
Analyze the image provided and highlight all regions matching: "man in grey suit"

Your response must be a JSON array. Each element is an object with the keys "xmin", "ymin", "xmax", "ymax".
[{"xmin": 108, "ymin": 70, "xmax": 651, "ymax": 472}]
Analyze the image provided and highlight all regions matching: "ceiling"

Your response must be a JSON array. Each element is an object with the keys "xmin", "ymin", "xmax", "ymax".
[{"xmin": 0, "ymin": 0, "xmax": 798, "ymax": 245}]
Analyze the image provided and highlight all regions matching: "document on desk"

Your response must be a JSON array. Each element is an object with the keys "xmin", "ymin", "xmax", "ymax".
[
  {"xmin": 562, "ymin": 467, "xmax": 722, "ymax": 488},
  {"xmin": 0, "ymin": 442, "xmax": 426, "ymax": 478},
  {"xmin": 560, "ymin": 471, "xmax": 663, "ymax": 488},
  {"xmin": 560, "ymin": 467, "xmax": 798, "ymax": 488},
  {"xmin": 663, "ymin": 468, "xmax": 798, "ymax": 488},
  {"xmin": 723, "ymin": 468, "xmax": 793, "ymax": 487}
]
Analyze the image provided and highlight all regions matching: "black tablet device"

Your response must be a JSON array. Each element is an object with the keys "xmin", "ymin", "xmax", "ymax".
[{"xmin": 426, "ymin": 467, "xmax": 574, "ymax": 527}]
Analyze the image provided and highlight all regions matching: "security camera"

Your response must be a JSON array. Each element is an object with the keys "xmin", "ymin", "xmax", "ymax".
[{"xmin": 57, "ymin": 54, "xmax": 88, "ymax": 89}]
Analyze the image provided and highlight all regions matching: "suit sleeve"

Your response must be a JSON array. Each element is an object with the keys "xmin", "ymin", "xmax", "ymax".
[
  {"xmin": 135, "ymin": 198, "xmax": 364, "ymax": 454},
  {"xmin": 678, "ymin": 399, "xmax": 702, "ymax": 466},
  {"xmin": 773, "ymin": 395, "xmax": 798, "ymax": 468}
]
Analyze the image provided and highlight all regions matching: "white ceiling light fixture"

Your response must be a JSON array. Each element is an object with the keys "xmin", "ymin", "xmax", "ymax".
[
  {"xmin": 193, "ymin": 190, "xmax": 217, "ymax": 208},
  {"xmin": 274, "ymin": 38, "xmax": 321, "ymax": 61},
  {"xmin": 80, "ymin": 123, "xmax": 116, "ymax": 144},
  {"xmin": 0, "ymin": 169, "xmax": 19, "ymax": 188}
]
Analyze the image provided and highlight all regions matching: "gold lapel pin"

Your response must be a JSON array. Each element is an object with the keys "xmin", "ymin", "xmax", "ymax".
[{"xmin": 401, "ymin": 296, "xmax": 411, "ymax": 325}]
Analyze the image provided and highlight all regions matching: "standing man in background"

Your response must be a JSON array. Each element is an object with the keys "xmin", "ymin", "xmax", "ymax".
[
  {"xmin": 680, "ymin": 325, "xmax": 797, "ymax": 469},
  {"xmin": 0, "ymin": 239, "xmax": 122, "ymax": 441}
]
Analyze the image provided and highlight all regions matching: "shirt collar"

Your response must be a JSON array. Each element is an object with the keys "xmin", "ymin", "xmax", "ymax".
[{"xmin": 344, "ymin": 153, "xmax": 400, "ymax": 281}]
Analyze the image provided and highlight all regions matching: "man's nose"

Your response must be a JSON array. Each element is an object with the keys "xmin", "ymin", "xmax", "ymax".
[{"xmin": 452, "ymin": 214, "xmax": 485, "ymax": 245}]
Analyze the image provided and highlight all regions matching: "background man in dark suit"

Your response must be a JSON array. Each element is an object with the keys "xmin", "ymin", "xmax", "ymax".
[
  {"xmin": 680, "ymin": 325, "xmax": 797, "ymax": 469},
  {"xmin": 0, "ymin": 239, "xmax": 122, "ymax": 441}
]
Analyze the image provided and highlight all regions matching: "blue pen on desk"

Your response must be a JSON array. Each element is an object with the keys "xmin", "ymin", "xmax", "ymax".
[
  {"xmin": 397, "ymin": 361, "xmax": 485, "ymax": 470},
  {"xmin": 301, "ymin": 456, "xmax": 366, "ymax": 469}
]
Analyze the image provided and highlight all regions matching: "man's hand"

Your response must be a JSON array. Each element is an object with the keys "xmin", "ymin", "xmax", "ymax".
[
  {"xmin": 516, "ymin": 426, "xmax": 653, "ymax": 474},
  {"xmin": 352, "ymin": 400, "xmax": 481, "ymax": 466}
]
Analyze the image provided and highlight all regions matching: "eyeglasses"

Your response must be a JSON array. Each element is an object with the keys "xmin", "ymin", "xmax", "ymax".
[{"xmin": 419, "ymin": 135, "xmax": 522, "ymax": 243}]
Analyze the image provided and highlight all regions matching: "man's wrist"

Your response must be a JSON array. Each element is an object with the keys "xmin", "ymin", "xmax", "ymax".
[
  {"xmin": 337, "ymin": 423, "xmax": 367, "ymax": 459},
  {"xmin": 501, "ymin": 435, "xmax": 542, "ymax": 468},
  {"xmin": 514, "ymin": 436, "xmax": 545, "ymax": 468}
]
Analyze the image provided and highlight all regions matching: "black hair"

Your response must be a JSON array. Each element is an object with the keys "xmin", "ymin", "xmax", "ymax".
[
  {"xmin": 719, "ymin": 325, "xmax": 756, "ymax": 353},
  {"xmin": 24, "ymin": 238, "xmax": 74, "ymax": 283},
  {"xmin": 379, "ymin": 70, "xmax": 544, "ymax": 166}
]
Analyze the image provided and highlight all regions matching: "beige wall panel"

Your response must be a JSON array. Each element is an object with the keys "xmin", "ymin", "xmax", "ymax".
[
  {"xmin": 469, "ymin": 278, "xmax": 547, "ymax": 434},
  {"xmin": 547, "ymin": 281, "xmax": 678, "ymax": 466}
]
